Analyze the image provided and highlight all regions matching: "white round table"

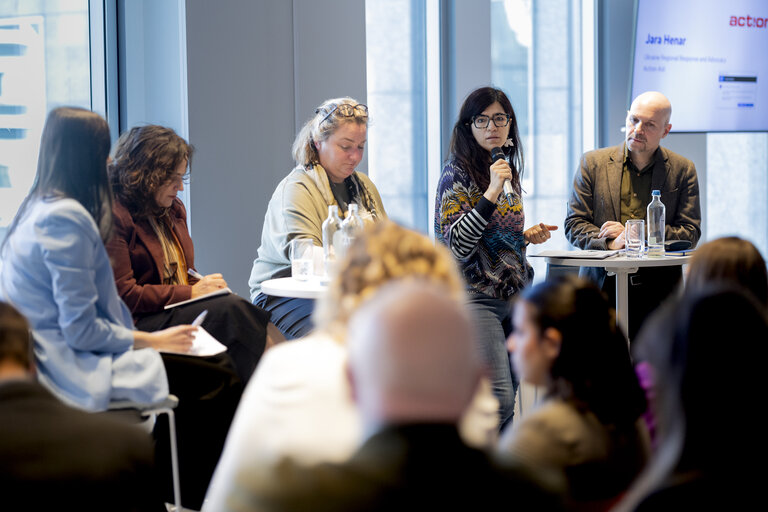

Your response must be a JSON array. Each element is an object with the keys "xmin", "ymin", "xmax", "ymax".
[
  {"xmin": 543, "ymin": 253, "xmax": 691, "ymax": 340},
  {"xmin": 260, "ymin": 277, "xmax": 328, "ymax": 299}
]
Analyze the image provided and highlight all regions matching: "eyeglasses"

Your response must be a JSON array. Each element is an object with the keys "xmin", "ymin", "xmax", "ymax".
[
  {"xmin": 469, "ymin": 113, "xmax": 511, "ymax": 129},
  {"xmin": 316, "ymin": 103, "xmax": 369, "ymax": 125}
]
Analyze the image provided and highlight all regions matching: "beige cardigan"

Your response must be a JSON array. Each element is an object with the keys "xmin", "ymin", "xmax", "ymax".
[{"xmin": 249, "ymin": 164, "xmax": 386, "ymax": 299}]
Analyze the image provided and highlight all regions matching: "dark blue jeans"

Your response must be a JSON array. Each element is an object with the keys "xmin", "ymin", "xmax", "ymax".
[
  {"xmin": 253, "ymin": 293, "xmax": 314, "ymax": 340},
  {"xmin": 467, "ymin": 293, "xmax": 518, "ymax": 431}
]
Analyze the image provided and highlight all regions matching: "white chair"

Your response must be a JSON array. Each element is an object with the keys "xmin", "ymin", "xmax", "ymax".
[{"xmin": 108, "ymin": 395, "xmax": 181, "ymax": 511}]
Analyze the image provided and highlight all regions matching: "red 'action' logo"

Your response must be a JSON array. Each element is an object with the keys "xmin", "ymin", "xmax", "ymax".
[{"xmin": 730, "ymin": 15, "xmax": 768, "ymax": 27}]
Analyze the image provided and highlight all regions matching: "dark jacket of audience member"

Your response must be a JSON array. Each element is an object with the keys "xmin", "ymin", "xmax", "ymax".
[
  {"xmin": 224, "ymin": 282, "xmax": 564, "ymax": 511},
  {"xmin": 0, "ymin": 302, "xmax": 161, "ymax": 511},
  {"xmin": 617, "ymin": 287, "xmax": 768, "ymax": 511}
]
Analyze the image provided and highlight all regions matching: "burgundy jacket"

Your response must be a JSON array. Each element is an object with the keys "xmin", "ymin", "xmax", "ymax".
[{"xmin": 106, "ymin": 198, "xmax": 197, "ymax": 316}]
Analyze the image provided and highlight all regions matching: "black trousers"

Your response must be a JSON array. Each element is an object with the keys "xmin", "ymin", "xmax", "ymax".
[
  {"xmin": 136, "ymin": 293, "xmax": 270, "ymax": 384},
  {"xmin": 154, "ymin": 352, "xmax": 242, "ymax": 510},
  {"xmin": 602, "ymin": 265, "xmax": 683, "ymax": 341}
]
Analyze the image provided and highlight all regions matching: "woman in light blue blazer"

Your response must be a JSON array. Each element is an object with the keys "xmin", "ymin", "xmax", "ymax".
[{"xmin": 0, "ymin": 107, "xmax": 239, "ymax": 509}]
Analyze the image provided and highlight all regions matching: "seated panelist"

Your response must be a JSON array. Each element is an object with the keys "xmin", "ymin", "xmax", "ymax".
[
  {"xmin": 249, "ymin": 97, "xmax": 387, "ymax": 340},
  {"xmin": 106, "ymin": 125, "xmax": 277, "ymax": 383}
]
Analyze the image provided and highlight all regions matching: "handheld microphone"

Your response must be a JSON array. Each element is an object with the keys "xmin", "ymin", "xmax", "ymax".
[{"xmin": 490, "ymin": 147, "xmax": 515, "ymax": 207}]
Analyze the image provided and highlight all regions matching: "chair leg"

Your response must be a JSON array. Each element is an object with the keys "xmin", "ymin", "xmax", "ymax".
[{"xmin": 155, "ymin": 407, "xmax": 181, "ymax": 511}]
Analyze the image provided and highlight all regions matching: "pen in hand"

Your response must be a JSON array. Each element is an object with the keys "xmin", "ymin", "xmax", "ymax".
[
  {"xmin": 188, "ymin": 268, "xmax": 204, "ymax": 280},
  {"xmin": 191, "ymin": 309, "xmax": 208, "ymax": 327}
]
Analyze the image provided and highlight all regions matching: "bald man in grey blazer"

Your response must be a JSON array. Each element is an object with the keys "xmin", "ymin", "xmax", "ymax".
[{"xmin": 565, "ymin": 92, "xmax": 701, "ymax": 339}]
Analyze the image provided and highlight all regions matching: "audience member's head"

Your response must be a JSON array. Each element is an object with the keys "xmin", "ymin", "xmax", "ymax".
[
  {"xmin": 509, "ymin": 275, "xmax": 645, "ymax": 427},
  {"xmin": 686, "ymin": 236, "xmax": 768, "ymax": 308},
  {"xmin": 313, "ymin": 221, "xmax": 465, "ymax": 339},
  {"xmin": 108, "ymin": 124, "xmax": 194, "ymax": 218},
  {"xmin": 346, "ymin": 282, "xmax": 480, "ymax": 434},
  {"xmin": 620, "ymin": 286, "xmax": 768, "ymax": 509},
  {"xmin": 0, "ymin": 302, "xmax": 32, "ymax": 380}
]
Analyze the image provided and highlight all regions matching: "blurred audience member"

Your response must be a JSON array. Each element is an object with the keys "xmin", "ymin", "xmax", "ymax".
[
  {"xmin": 685, "ymin": 236, "xmax": 767, "ymax": 309},
  {"xmin": 500, "ymin": 276, "xmax": 648, "ymax": 509},
  {"xmin": 0, "ymin": 302, "xmax": 161, "ymax": 511},
  {"xmin": 205, "ymin": 222, "xmax": 499, "ymax": 510},
  {"xmin": 617, "ymin": 287, "xmax": 767, "ymax": 510},
  {"xmin": 224, "ymin": 282, "xmax": 563, "ymax": 511}
]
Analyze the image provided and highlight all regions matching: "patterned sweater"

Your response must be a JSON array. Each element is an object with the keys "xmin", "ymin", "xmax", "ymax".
[{"xmin": 434, "ymin": 160, "xmax": 533, "ymax": 301}]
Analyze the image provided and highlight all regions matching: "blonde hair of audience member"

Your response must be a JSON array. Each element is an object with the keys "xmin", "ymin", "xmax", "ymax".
[
  {"xmin": 312, "ymin": 221, "xmax": 465, "ymax": 341},
  {"xmin": 292, "ymin": 97, "xmax": 369, "ymax": 167},
  {"xmin": 346, "ymin": 281, "xmax": 481, "ymax": 433},
  {"xmin": 685, "ymin": 236, "xmax": 768, "ymax": 308}
]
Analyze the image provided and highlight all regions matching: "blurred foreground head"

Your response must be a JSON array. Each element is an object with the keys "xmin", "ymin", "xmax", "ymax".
[
  {"xmin": 346, "ymin": 281, "xmax": 480, "ymax": 433},
  {"xmin": 313, "ymin": 221, "xmax": 465, "ymax": 339},
  {"xmin": 686, "ymin": 236, "xmax": 768, "ymax": 309},
  {"xmin": 622, "ymin": 285, "xmax": 768, "ymax": 510}
]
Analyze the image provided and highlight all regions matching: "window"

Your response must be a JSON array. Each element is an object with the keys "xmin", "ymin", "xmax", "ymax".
[
  {"xmin": 0, "ymin": 1, "xmax": 95, "ymax": 245},
  {"xmin": 491, "ymin": 0, "xmax": 584, "ymax": 282},
  {"xmin": 365, "ymin": 0, "xmax": 428, "ymax": 232},
  {"xmin": 706, "ymin": 133, "xmax": 768, "ymax": 257}
]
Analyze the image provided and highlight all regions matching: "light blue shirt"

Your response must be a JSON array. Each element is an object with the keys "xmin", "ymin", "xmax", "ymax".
[{"xmin": 0, "ymin": 198, "xmax": 168, "ymax": 411}]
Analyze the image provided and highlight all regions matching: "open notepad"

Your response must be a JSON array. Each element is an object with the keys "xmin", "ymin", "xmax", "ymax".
[
  {"xmin": 530, "ymin": 249, "xmax": 622, "ymax": 260},
  {"xmin": 159, "ymin": 326, "xmax": 227, "ymax": 357},
  {"xmin": 164, "ymin": 287, "xmax": 232, "ymax": 310}
]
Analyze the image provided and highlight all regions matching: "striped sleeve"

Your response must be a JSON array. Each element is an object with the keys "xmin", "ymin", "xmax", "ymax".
[{"xmin": 448, "ymin": 197, "xmax": 496, "ymax": 259}]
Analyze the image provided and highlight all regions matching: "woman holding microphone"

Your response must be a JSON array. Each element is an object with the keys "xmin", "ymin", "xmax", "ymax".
[{"xmin": 435, "ymin": 87, "xmax": 557, "ymax": 429}]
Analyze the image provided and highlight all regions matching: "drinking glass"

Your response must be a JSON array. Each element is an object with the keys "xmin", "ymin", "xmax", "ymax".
[
  {"xmin": 290, "ymin": 238, "xmax": 314, "ymax": 280},
  {"xmin": 625, "ymin": 219, "xmax": 645, "ymax": 258}
]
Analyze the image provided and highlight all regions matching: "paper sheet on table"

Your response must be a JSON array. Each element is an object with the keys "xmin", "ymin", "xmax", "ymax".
[{"xmin": 530, "ymin": 249, "xmax": 622, "ymax": 259}]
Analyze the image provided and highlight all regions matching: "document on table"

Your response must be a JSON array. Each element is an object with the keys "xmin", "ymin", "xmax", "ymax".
[{"xmin": 530, "ymin": 249, "xmax": 622, "ymax": 260}]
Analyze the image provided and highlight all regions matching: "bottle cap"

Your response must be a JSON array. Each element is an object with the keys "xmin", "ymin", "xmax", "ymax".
[{"xmin": 652, "ymin": 190, "xmax": 661, "ymax": 196}]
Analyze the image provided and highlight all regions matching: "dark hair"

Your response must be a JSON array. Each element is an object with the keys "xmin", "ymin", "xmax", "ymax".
[
  {"xmin": 0, "ymin": 302, "xmax": 32, "ymax": 370},
  {"xmin": 620, "ymin": 286, "xmax": 768, "ymax": 509},
  {"xmin": 521, "ymin": 275, "xmax": 646, "ymax": 427},
  {"xmin": 2, "ymin": 107, "xmax": 113, "ymax": 249},
  {"xmin": 448, "ymin": 87, "xmax": 523, "ymax": 193},
  {"xmin": 686, "ymin": 236, "xmax": 768, "ymax": 308},
  {"xmin": 108, "ymin": 125, "xmax": 194, "ymax": 218}
]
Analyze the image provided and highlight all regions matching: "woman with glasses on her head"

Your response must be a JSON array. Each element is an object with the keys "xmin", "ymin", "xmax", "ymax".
[
  {"xmin": 106, "ymin": 125, "xmax": 278, "ymax": 384},
  {"xmin": 435, "ymin": 87, "xmax": 557, "ymax": 430},
  {"xmin": 249, "ymin": 97, "xmax": 387, "ymax": 340}
]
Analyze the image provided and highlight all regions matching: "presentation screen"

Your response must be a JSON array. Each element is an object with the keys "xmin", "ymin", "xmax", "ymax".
[{"xmin": 631, "ymin": 0, "xmax": 768, "ymax": 132}]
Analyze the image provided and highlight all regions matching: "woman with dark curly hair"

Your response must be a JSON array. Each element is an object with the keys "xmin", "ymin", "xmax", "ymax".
[{"xmin": 106, "ymin": 125, "xmax": 279, "ymax": 384}]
